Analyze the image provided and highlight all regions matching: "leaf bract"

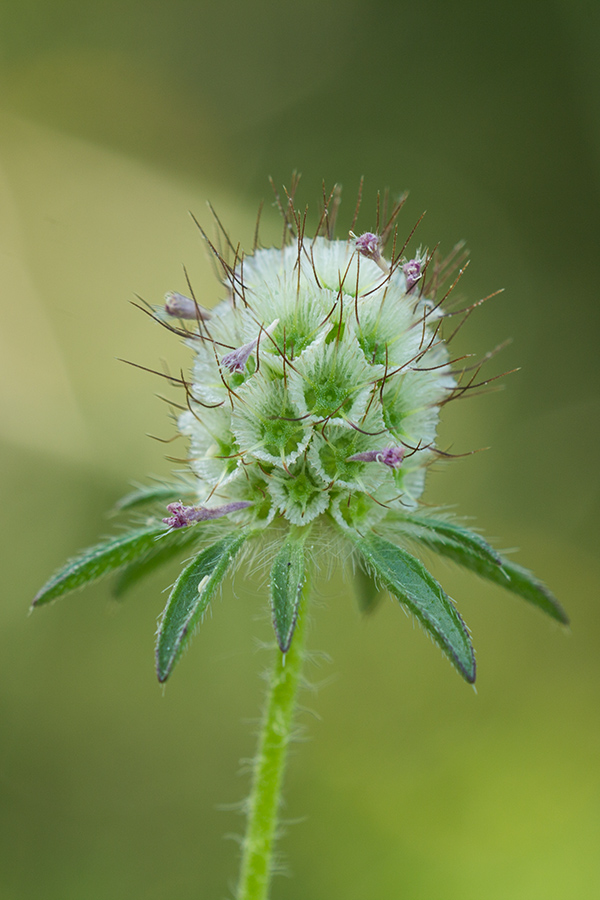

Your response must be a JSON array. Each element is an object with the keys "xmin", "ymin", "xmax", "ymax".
[
  {"xmin": 417, "ymin": 534, "xmax": 568, "ymax": 624},
  {"xmin": 270, "ymin": 529, "xmax": 308, "ymax": 652},
  {"xmin": 33, "ymin": 525, "xmax": 171, "ymax": 607},
  {"xmin": 351, "ymin": 531, "xmax": 476, "ymax": 683},
  {"xmin": 397, "ymin": 514, "xmax": 502, "ymax": 567},
  {"xmin": 156, "ymin": 530, "xmax": 251, "ymax": 682}
]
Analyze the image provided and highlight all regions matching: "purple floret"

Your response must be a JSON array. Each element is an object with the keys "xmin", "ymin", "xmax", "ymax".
[
  {"xmin": 355, "ymin": 232, "xmax": 381, "ymax": 259},
  {"xmin": 402, "ymin": 258, "xmax": 423, "ymax": 292},
  {"xmin": 163, "ymin": 500, "xmax": 252, "ymax": 528},
  {"xmin": 347, "ymin": 446, "xmax": 405, "ymax": 470}
]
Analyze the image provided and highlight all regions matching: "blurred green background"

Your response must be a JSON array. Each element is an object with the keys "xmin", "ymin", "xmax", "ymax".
[{"xmin": 1, "ymin": 1, "xmax": 598, "ymax": 898}]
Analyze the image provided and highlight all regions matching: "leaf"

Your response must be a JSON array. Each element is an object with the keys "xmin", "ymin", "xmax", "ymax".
[
  {"xmin": 33, "ymin": 525, "xmax": 170, "ymax": 607},
  {"xmin": 270, "ymin": 529, "xmax": 308, "ymax": 652},
  {"xmin": 156, "ymin": 530, "xmax": 251, "ymax": 682},
  {"xmin": 397, "ymin": 513, "xmax": 502, "ymax": 567},
  {"xmin": 417, "ymin": 535, "xmax": 568, "ymax": 624},
  {"xmin": 350, "ymin": 531, "xmax": 476, "ymax": 683},
  {"xmin": 353, "ymin": 565, "xmax": 383, "ymax": 614},
  {"xmin": 113, "ymin": 526, "xmax": 204, "ymax": 597},
  {"xmin": 114, "ymin": 482, "xmax": 189, "ymax": 512}
]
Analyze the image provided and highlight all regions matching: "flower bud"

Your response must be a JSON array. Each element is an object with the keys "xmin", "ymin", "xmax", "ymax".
[{"xmin": 165, "ymin": 292, "xmax": 211, "ymax": 320}]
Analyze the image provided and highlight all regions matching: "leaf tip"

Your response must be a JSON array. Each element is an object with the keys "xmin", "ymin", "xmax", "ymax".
[
  {"xmin": 449, "ymin": 637, "xmax": 476, "ymax": 684},
  {"xmin": 155, "ymin": 647, "xmax": 172, "ymax": 684},
  {"xmin": 540, "ymin": 585, "xmax": 569, "ymax": 626},
  {"xmin": 276, "ymin": 631, "xmax": 293, "ymax": 654},
  {"xmin": 550, "ymin": 598, "xmax": 569, "ymax": 627},
  {"xmin": 31, "ymin": 588, "xmax": 48, "ymax": 609},
  {"xmin": 464, "ymin": 658, "xmax": 477, "ymax": 684}
]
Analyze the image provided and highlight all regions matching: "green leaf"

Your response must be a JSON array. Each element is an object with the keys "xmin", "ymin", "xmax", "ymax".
[
  {"xmin": 353, "ymin": 565, "xmax": 383, "ymax": 614},
  {"xmin": 113, "ymin": 526, "xmax": 204, "ymax": 597},
  {"xmin": 397, "ymin": 513, "xmax": 502, "ymax": 567},
  {"xmin": 350, "ymin": 531, "xmax": 476, "ymax": 683},
  {"xmin": 33, "ymin": 525, "xmax": 170, "ymax": 607},
  {"xmin": 270, "ymin": 529, "xmax": 308, "ymax": 652},
  {"xmin": 114, "ymin": 482, "xmax": 189, "ymax": 512},
  {"xmin": 156, "ymin": 530, "xmax": 251, "ymax": 682},
  {"xmin": 418, "ymin": 535, "xmax": 568, "ymax": 624}
]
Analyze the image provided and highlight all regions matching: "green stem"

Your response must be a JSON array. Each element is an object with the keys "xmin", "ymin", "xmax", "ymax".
[{"xmin": 235, "ymin": 582, "xmax": 309, "ymax": 900}]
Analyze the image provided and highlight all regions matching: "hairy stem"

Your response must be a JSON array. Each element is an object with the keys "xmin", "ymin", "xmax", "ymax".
[{"xmin": 235, "ymin": 583, "xmax": 309, "ymax": 900}]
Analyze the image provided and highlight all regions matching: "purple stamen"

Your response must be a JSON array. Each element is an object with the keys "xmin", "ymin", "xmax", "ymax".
[
  {"xmin": 352, "ymin": 232, "xmax": 389, "ymax": 274},
  {"xmin": 347, "ymin": 446, "xmax": 405, "ymax": 470},
  {"xmin": 355, "ymin": 232, "xmax": 380, "ymax": 259},
  {"xmin": 164, "ymin": 292, "xmax": 211, "ymax": 320},
  {"xmin": 221, "ymin": 320, "xmax": 279, "ymax": 373},
  {"xmin": 163, "ymin": 500, "xmax": 252, "ymax": 528},
  {"xmin": 402, "ymin": 258, "xmax": 423, "ymax": 293}
]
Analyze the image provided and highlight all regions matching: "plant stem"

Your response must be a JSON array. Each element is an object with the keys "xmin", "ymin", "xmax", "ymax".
[{"xmin": 235, "ymin": 582, "xmax": 309, "ymax": 900}]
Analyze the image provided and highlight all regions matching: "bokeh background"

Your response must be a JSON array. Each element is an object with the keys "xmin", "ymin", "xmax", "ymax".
[{"xmin": 1, "ymin": 2, "xmax": 599, "ymax": 898}]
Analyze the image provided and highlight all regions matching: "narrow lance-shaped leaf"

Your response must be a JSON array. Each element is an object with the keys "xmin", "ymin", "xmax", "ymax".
[
  {"xmin": 395, "ymin": 513, "xmax": 503, "ymax": 567},
  {"xmin": 114, "ymin": 526, "xmax": 204, "ymax": 598},
  {"xmin": 414, "ymin": 533, "xmax": 568, "ymax": 624},
  {"xmin": 156, "ymin": 530, "xmax": 252, "ymax": 682},
  {"xmin": 270, "ymin": 528, "xmax": 309, "ymax": 652},
  {"xmin": 350, "ymin": 531, "xmax": 476, "ymax": 683},
  {"xmin": 33, "ymin": 525, "xmax": 171, "ymax": 607},
  {"xmin": 495, "ymin": 558, "xmax": 567, "ymax": 623}
]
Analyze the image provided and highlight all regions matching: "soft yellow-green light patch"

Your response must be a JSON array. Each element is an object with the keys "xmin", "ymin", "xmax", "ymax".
[
  {"xmin": 0, "ymin": 113, "xmax": 258, "ymax": 476},
  {"xmin": 0, "ymin": 158, "xmax": 90, "ymax": 461}
]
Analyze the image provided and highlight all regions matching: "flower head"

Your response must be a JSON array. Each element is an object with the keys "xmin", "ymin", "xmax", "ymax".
[
  {"xmin": 179, "ymin": 231, "xmax": 448, "ymax": 530},
  {"xmin": 33, "ymin": 182, "xmax": 567, "ymax": 685}
]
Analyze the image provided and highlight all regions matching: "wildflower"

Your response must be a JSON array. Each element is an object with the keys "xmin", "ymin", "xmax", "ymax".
[
  {"xmin": 32, "ymin": 181, "xmax": 568, "ymax": 900},
  {"xmin": 33, "ymin": 183, "xmax": 567, "ymax": 689}
]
